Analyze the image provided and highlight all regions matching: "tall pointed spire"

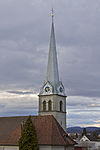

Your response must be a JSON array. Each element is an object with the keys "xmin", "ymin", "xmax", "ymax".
[
  {"xmin": 39, "ymin": 10, "xmax": 66, "ymax": 131},
  {"xmin": 40, "ymin": 10, "xmax": 65, "ymax": 96},
  {"xmin": 46, "ymin": 9, "xmax": 59, "ymax": 92}
]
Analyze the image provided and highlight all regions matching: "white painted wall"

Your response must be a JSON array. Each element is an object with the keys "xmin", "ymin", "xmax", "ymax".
[
  {"xmin": 66, "ymin": 147, "xmax": 74, "ymax": 150},
  {"xmin": 0, "ymin": 146, "xmax": 19, "ymax": 150},
  {"xmin": 40, "ymin": 145, "xmax": 74, "ymax": 150},
  {"xmin": 80, "ymin": 135, "xmax": 90, "ymax": 142},
  {"xmin": 0, "ymin": 145, "xmax": 74, "ymax": 150},
  {"xmin": 40, "ymin": 145, "xmax": 65, "ymax": 150},
  {"xmin": 39, "ymin": 94, "xmax": 66, "ymax": 131},
  {"xmin": 95, "ymin": 141, "xmax": 100, "ymax": 149}
]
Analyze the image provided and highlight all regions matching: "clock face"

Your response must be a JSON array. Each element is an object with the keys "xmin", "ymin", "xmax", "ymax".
[
  {"xmin": 57, "ymin": 83, "xmax": 64, "ymax": 95},
  {"xmin": 59, "ymin": 86, "xmax": 63, "ymax": 93},
  {"xmin": 40, "ymin": 81, "xmax": 53, "ymax": 95},
  {"xmin": 45, "ymin": 86, "xmax": 51, "ymax": 93}
]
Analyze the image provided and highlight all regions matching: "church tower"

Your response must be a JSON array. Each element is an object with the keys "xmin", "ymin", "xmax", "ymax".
[{"xmin": 39, "ymin": 10, "xmax": 67, "ymax": 131}]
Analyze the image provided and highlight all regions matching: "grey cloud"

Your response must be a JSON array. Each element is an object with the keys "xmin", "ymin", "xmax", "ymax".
[
  {"xmin": 67, "ymin": 96, "xmax": 100, "ymax": 127},
  {"xmin": 0, "ymin": 90, "xmax": 38, "ymax": 117},
  {"xmin": 0, "ymin": 0, "xmax": 99, "ymax": 96},
  {"xmin": 67, "ymin": 96, "xmax": 100, "ymax": 107},
  {"xmin": 7, "ymin": 90, "xmax": 34, "ymax": 95},
  {"xmin": 0, "ymin": 109, "xmax": 38, "ymax": 117}
]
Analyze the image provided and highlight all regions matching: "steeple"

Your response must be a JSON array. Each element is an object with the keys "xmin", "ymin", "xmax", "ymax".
[
  {"xmin": 46, "ymin": 9, "xmax": 59, "ymax": 92},
  {"xmin": 39, "ymin": 10, "xmax": 67, "ymax": 131},
  {"xmin": 39, "ymin": 10, "xmax": 65, "ymax": 96}
]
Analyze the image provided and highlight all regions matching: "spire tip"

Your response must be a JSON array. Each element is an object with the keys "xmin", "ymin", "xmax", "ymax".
[{"xmin": 51, "ymin": 8, "xmax": 54, "ymax": 19}]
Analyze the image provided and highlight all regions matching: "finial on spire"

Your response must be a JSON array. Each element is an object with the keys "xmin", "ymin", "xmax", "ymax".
[{"xmin": 51, "ymin": 8, "xmax": 54, "ymax": 21}]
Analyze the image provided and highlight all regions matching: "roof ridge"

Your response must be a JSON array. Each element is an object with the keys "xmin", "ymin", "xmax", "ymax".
[
  {"xmin": 54, "ymin": 119, "xmax": 76, "ymax": 145},
  {"xmin": 0, "ymin": 115, "xmax": 36, "ymax": 119},
  {"xmin": 51, "ymin": 115, "xmax": 54, "ymax": 145},
  {"xmin": 53, "ymin": 116, "xmax": 67, "ymax": 145}
]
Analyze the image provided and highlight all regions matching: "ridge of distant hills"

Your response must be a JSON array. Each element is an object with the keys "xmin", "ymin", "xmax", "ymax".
[{"xmin": 67, "ymin": 126, "xmax": 100, "ymax": 133}]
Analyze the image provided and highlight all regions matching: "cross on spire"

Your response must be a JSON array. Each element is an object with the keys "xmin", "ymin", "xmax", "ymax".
[{"xmin": 51, "ymin": 8, "xmax": 54, "ymax": 22}]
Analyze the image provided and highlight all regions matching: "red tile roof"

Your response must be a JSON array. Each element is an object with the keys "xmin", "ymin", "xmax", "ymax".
[
  {"xmin": 0, "ymin": 115, "xmax": 75, "ymax": 146},
  {"xmin": 0, "ymin": 124, "xmax": 21, "ymax": 146}
]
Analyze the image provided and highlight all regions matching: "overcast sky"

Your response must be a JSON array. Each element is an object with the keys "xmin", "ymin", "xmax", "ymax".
[{"xmin": 0, "ymin": 0, "xmax": 100, "ymax": 127}]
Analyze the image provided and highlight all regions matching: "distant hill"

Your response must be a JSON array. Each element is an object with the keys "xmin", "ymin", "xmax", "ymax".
[{"xmin": 67, "ymin": 127, "xmax": 100, "ymax": 133}]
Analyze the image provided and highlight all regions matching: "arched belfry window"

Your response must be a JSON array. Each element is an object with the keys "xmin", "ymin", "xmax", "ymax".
[
  {"xmin": 60, "ymin": 101, "xmax": 63, "ymax": 112},
  {"xmin": 43, "ymin": 101, "xmax": 46, "ymax": 111},
  {"xmin": 48, "ymin": 100, "xmax": 52, "ymax": 111}
]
